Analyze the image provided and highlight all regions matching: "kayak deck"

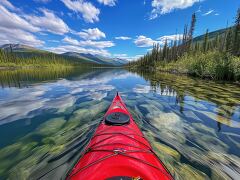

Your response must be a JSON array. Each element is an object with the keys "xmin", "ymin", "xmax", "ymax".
[{"xmin": 67, "ymin": 93, "xmax": 173, "ymax": 180}]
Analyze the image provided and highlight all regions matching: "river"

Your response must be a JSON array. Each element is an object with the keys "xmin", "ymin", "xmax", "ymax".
[{"xmin": 0, "ymin": 68, "xmax": 239, "ymax": 179}]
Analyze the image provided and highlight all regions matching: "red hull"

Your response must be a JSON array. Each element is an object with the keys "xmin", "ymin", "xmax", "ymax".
[{"xmin": 67, "ymin": 93, "xmax": 173, "ymax": 180}]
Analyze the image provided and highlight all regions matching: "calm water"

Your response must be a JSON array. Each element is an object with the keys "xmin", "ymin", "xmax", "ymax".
[{"xmin": 0, "ymin": 68, "xmax": 239, "ymax": 180}]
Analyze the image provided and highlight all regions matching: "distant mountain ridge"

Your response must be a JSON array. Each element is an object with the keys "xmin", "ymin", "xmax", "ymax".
[
  {"xmin": 62, "ymin": 52, "xmax": 128, "ymax": 65},
  {"xmin": 0, "ymin": 44, "xmax": 46, "ymax": 53},
  {"xmin": 0, "ymin": 44, "xmax": 128, "ymax": 66}
]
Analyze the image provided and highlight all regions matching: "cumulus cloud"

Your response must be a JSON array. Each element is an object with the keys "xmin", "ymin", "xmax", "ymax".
[
  {"xmin": 113, "ymin": 54, "xmax": 128, "ymax": 58},
  {"xmin": 77, "ymin": 28, "xmax": 106, "ymax": 40},
  {"xmin": 157, "ymin": 34, "xmax": 183, "ymax": 42},
  {"xmin": 47, "ymin": 45, "xmax": 111, "ymax": 56},
  {"xmin": 0, "ymin": 27, "xmax": 44, "ymax": 46},
  {"xmin": 63, "ymin": 36, "xmax": 79, "ymax": 46},
  {"xmin": 97, "ymin": 0, "xmax": 117, "ymax": 6},
  {"xmin": 113, "ymin": 54, "xmax": 143, "ymax": 61},
  {"xmin": 115, "ymin": 36, "xmax": 131, "ymax": 40},
  {"xmin": 0, "ymin": 0, "xmax": 19, "ymax": 11},
  {"xmin": 0, "ymin": 5, "xmax": 39, "ymax": 32},
  {"xmin": 150, "ymin": 0, "xmax": 202, "ymax": 19},
  {"xmin": 61, "ymin": 0, "xmax": 100, "ymax": 23},
  {"xmin": 134, "ymin": 35, "xmax": 157, "ymax": 47},
  {"xmin": 0, "ymin": 2, "xmax": 71, "ymax": 46},
  {"xmin": 0, "ymin": 4, "xmax": 44, "ymax": 46},
  {"xmin": 63, "ymin": 36, "xmax": 115, "ymax": 49},
  {"xmin": 24, "ymin": 8, "xmax": 69, "ymax": 35},
  {"xmin": 134, "ymin": 34, "xmax": 183, "ymax": 48}
]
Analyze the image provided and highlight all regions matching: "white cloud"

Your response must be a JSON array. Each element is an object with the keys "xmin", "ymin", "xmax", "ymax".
[
  {"xmin": 128, "ymin": 55, "xmax": 144, "ymax": 61},
  {"xmin": 196, "ymin": 5, "xmax": 201, "ymax": 13},
  {"xmin": 63, "ymin": 36, "xmax": 115, "ymax": 49},
  {"xmin": 0, "ymin": 4, "xmax": 44, "ymax": 46},
  {"xmin": 214, "ymin": 13, "xmax": 219, "ymax": 16},
  {"xmin": 115, "ymin": 36, "xmax": 131, "ymax": 40},
  {"xmin": 150, "ymin": 0, "xmax": 202, "ymax": 19},
  {"xmin": 97, "ymin": 0, "xmax": 117, "ymax": 6},
  {"xmin": 0, "ymin": 1, "xmax": 70, "ymax": 47},
  {"xmin": 77, "ymin": 28, "xmax": 106, "ymax": 40},
  {"xmin": 0, "ymin": 5, "xmax": 40, "ymax": 32},
  {"xmin": 0, "ymin": 0, "xmax": 19, "ymax": 11},
  {"xmin": 113, "ymin": 54, "xmax": 128, "ymax": 58},
  {"xmin": 63, "ymin": 36, "xmax": 79, "ymax": 46},
  {"xmin": 157, "ymin": 34, "xmax": 183, "ymax": 42},
  {"xmin": 113, "ymin": 54, "xmax": 144, "ymax": 61},
  {"xmin": 77, "ymin": 39, "xmax": 114, "ymax": 49},
  {"xmin": 61, "ymin": 0, "xmax": 100, "ymax": 23},
  {"xmin": 24, "ymin": 9, "xmax": 69, "ymax": 35},
  {"xmin": 47, "ymin": 45, "xmax": 111, "ymax": 56},
  {"xmin": 0, "ymin": 27, "xmax": 44, "ymax": 47},
  {"xmin": 134, "ymin": 35, "xmax": 157, "ymax": 47},
  {"xmin": 134, "ymin": 34, "xmax": 183, "ymax": 48},
  {"xmin": 202, "ymin": 10, "xmax": 214, "ymax": 16}
]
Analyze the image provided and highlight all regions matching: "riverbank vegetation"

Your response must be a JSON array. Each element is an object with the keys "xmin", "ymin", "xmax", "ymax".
[{"xmin": 129, "ymin": 8, "xmax": 240, "ymax": 81}]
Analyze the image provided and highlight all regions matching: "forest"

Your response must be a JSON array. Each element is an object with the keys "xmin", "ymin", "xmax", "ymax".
[
  {"xmin": 129, "ymin": 8, "xmax": 240, "ymax": 81},
  {"xmin": 0, "ymin": 48, "xmax": 97, "ymax": 69}
]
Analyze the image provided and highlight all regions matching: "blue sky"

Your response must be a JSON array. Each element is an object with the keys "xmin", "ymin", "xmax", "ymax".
[{"xmin": 0, "ymin": 0, "xmax": 239, "ymax": 60}]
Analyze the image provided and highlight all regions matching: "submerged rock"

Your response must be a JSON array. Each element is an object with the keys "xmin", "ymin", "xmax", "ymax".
[
  {"xmin": 154, "ymin": 143, "xmax": 181, "ymax": 161},
  {"xmin": 151, "ymin": 112, "xmax": 181, "ymax": 130},
  {"xmin": 36, "ymin": 118, "xmax": 66, "ymax": 136},
  {"xmin": 176, "ymin": 164, "xmax": 209, "ymax": 180}
]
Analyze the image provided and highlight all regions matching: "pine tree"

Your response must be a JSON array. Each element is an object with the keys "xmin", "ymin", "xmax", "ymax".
[
  {"xmin": 203, "ymin": 29, "xmax": 209, "ymax": 52},
  {"xmin": 214, "ymin": 34, "xmax": 220, "ymax": 50},
  {"xmin": 188, "ymin": 13, "xmax": 197, "ymax": 49},
  {"xmin": 225, "ymin": 28, "xmax": 233, "ymax": 53},
  {"xmin": 162, "ymin": 39, "xmax": 168, "ymax": 61},
  {"xmin": 233, "ymin": 8, "xmax": 240, "ymax": 56}
]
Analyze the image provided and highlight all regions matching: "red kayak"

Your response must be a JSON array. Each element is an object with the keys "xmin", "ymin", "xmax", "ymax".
[{"xmin": 67, "ymin": 93, "xmax": 173, "ymax": 180}]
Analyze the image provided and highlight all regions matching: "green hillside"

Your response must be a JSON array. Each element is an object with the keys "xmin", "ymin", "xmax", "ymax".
[
  {"xmin": 0, "ymin": 44, "xmax": 128, "ymax": 67},
  {"xmin": 193, "ymin": 27, "xmax": 229, "ymax": 43}
]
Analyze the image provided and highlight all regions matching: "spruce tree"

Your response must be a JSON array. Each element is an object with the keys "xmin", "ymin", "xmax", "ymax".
[
  {"xmin": 226, "ymin": 28, "xmax": 233, "ymax": 53},
  {"xmin": 188, "ymin": 13, "xmax": 197, "ymax": 49},
  {"xmin": 203, "ymin": 29, "xmax": 209, "ymax": 52},
  {"xmin": 233, "ymin": 8, "xmax": 240, "ymax": 56},
  {"xmin": 162, "ymin": 39, "xmax": 168, "ymax": 61}
]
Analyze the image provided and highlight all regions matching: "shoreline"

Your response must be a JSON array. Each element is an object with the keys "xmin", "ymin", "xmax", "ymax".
[{"xmin": 127, "ymin": 67, "xmax": 240, "ymax": 85}]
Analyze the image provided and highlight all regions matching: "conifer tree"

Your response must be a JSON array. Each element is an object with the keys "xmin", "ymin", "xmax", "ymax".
[
  {"xmin": 226, "ymin": 28, "xmax": 233, "ymax": 53},
  {"xmin": 188, "ymin": 13, "xmax": 197, "ymax": 49},
  {"xmin": 203, "ymin": 29, "xmax": 209, "ymax": 52},
  {"xmin": 233, "ymin": 8, "xmax": 240, "ymax": 55}
]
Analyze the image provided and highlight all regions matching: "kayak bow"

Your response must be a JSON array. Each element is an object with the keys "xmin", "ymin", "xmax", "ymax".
[{"xmin": 67, "ymin": 93, "xmax": 173, "ymax": 180}]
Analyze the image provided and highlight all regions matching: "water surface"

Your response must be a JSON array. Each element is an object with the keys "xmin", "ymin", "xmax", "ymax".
[{"xmin": 0, "ymin": 68, "xmax": 239, "ymax": 179}]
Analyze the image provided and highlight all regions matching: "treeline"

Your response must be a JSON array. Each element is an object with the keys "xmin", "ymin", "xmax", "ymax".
[
  {"xmin": 129, "ymin": 8, "xmax": 240, "ymax": 80},
  {"xmin": 0, "ymin": 48, "xmax": 98, "ymax": 68}
]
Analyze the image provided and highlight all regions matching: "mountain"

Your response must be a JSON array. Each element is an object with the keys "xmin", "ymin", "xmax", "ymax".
[
  {"xmin": 0, "ymin": 44, "xmax": 128, "ymax": 66},
  {"xmin": 62, "ymin": 52, "xmax": 128, "ymax": 66},
  {"xmin": 0, "ymin": 44, "xmax": 47, "ymax": 53}
]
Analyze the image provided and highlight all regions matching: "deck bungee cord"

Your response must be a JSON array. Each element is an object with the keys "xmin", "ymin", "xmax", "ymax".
[{"xmin": 66, "ymin": 92, "xmax": 173, "ymax": 180}]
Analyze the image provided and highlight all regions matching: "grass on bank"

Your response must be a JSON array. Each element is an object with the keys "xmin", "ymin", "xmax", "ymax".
[{"xmin": 156, "ymin": 51, "xmax": 240, "ymax": 81}]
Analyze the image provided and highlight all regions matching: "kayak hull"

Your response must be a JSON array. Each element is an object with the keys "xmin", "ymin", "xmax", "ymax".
[{"xmin": 67, "ymin": 93, "xmax": 172, "ymax": 180}]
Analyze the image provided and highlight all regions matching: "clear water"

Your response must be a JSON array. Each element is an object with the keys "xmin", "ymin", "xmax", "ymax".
[{"xmin": 0, "ymin": 68, "xmax": 239, "ymax": 180}]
